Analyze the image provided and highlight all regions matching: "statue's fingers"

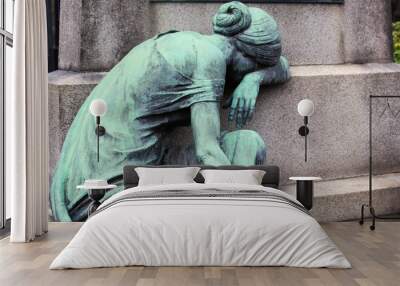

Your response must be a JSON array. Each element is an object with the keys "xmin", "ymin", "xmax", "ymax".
[
  {"xmin": 229, "ymin": 107, "xmax": 237, "ymax": 122},
  {"xmin": 236, "ymin": 111, "xmax": 243, "ymax": 128},
  {"xmin": 248, "ymin": 99, "xmax": 256, "ymax": 121},
  {"xmin": 241, "ymin": 110, "xmax": 248, "ymax": 127},
  {"xmin": 236, "ymin": 98, "xmax": 245, "ymax": 128},
  {"xmin": 229, "ymin": 97, "xmax": 239, "ymax": 121}
]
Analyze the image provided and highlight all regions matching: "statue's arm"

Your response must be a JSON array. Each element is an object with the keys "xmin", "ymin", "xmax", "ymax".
[
  {"xmin": 244, "ymin": 56, "xmax": 290, "ymax": 86},
  {"xmin": 226, "ymin": 56, "xmax": 290, "ymax": 127},
  {"xmin": 191, "ymin": 101, "xmax": 231, "ymax": 165}
]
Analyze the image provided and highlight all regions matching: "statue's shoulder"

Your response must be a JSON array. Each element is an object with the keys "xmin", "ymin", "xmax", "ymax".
[
  {"xmin": 156, "ymin": 31, "xmax": 225, "ymax": 66},
  {"xmin": 156, "ymin": 31, "xmax": 221, "ymax": 55}
]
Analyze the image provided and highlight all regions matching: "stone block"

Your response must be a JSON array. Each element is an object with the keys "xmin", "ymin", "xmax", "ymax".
[
  {"xmin": 48, "ymin": 63, "xmax": 400, "ymax": 184},
  {"xmin": 151, "ymin": 2, "xmax": 345, "ymax": 66},
  {"xmin": 343, "ymin": 0, "xmax": 393, "ymax": 64},
  {"xmin": 58, "ymin": 0, "xmax": 152, "ymax": 71},
  {"xmin": 58, "ymin": 1, "xmax": 394, "ymax": 69},
  {"xmin": 151, "ymin": 1, "xmax": 393, "ymax": 65}
]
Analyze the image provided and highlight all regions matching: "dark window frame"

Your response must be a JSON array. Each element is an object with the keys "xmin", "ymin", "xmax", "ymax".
[{"xmin": 46, "ymin": 0, "xmax": 59, "ymax": 72}]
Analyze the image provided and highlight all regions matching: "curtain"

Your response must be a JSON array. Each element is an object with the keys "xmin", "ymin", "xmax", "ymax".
[{"xmin": 9, "ymin": 0, "xmax": 49, "ymax": 242}]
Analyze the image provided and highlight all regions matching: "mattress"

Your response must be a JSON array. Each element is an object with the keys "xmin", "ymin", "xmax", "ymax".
[{"xmin": 50, "ymin": 183, "xmax": 351, "ymax": 269}]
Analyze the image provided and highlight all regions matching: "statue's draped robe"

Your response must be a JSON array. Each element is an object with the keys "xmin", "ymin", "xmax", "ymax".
[{"xmin": 51, "ymin": 31, "xmax": 225, "ymax": 221}]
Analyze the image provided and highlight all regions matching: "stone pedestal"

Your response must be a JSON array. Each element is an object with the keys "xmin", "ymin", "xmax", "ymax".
[{"xmin": 49, "ymin": 64, "xmax": 400, "ymax": 183}]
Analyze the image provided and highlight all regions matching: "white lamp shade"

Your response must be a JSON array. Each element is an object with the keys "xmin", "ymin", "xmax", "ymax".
[
  {"xmin": 297, "ymin": 99, "xmax": 315, "ymax": 117},
  {"xmin": 89, "ymin": 99, "xmax": 107, "ymax": 117}
]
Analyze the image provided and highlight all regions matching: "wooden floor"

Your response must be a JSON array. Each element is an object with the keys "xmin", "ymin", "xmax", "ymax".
[{"xmin": 0, "ymin": 222, "xmax": 399, "ymax": 286}]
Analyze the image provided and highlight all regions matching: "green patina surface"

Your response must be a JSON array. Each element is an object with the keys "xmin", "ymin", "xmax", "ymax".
[{"xmin": 50, "ymin": 1, "xmax": 290, "ymax": 221}]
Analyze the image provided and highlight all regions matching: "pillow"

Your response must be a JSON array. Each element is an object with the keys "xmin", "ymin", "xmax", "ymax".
[
  {"xmin": 135, "ymin": 167, "xmax": 201, "ymax": 186},
  {"xmin": 200, "ymin": 169, "xmax": 266, "ymax": 185}
]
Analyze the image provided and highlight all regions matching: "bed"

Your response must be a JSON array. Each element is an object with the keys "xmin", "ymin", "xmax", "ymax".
[{"xmin": 50, "ymin": 165, "xmax": 350, "ymax": 269}]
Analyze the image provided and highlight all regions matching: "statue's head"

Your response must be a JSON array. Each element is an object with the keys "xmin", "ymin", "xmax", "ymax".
[{"xmin": 212, "ymin": 1, "xmax": 282, "ymax": 66}]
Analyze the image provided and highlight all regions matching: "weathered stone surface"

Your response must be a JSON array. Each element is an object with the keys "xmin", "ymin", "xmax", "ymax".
[
  {"xmin": 239, "ymin": 63, "xmax": 400, "ymax": 184},
  {"xmin": 48, "ymin": 63, "xmax": 400, "ymax": 185},
  {"xmin": 152, "ymin": 2, "xmax": 345, "ymax": 66},
  {"xmin": 48, "ymin": 71, "xmax": 106, "ymax": 174},
  {"xmin": 58, "ymin": 0, "xmax": 81, "ymax": 71},
  {"xmin": 58, "ymin": 0, "xmax": 152, "ymax": 71},
  {"xmin": 152, "ymin": 1, "xmax": 393, "ymax": 65},
  {"xmin": 343, "ymin": 0, "xmax": 393, "ymax": 64},
  {"xmin": 58, "ymin": 1, "xmax": 394, "ymax": 69}
]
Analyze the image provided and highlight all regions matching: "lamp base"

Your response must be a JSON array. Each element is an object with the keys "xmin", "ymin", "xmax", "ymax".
[
  {"xmin": 298, "ymin": 126, "xmax": 309, "ymax": 136},
  {"xmin": 95, "ymin": 126, "xmax": 106, "ymax": 136}
]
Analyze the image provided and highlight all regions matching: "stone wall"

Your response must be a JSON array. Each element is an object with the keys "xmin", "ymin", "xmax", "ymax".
[
  {"xmin": 57, "ymin": 0, "xmax": 393, "ymax": 70},
  {"xmin": 58, "ymin": 0, "xmax": 152, "ymax": 71},
  {"xmin": 49, "ymin": 64, "xmax": 400, "ymax": 184},
  {"xmin": 152, "ymin": 3, "xmax": 345, "ymax": 66},
  {"xmin": 152, "ymin": 0, "xmax": 393, "ymax": 66}
]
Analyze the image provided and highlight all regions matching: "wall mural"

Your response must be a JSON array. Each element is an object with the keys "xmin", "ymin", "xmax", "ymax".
[{"xmin": 50, "ymin": 1, "xmax": 291, "ymax": 221}]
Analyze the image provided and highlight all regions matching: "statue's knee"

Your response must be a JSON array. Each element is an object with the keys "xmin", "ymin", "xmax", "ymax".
[
  {"xmin": 243, "ymin": 130, "xmax": 265, "ymax": 149},
  {"xmin": 223, "ymin": 130, "xmax": 265, "ymax": 149},
  {"xmin": 221, "ymin": 130, "xmax": 266, "ymax": 165}
]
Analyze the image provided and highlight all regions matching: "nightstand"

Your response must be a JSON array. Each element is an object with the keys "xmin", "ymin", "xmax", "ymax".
[
  {"xmin": 77, "ymin": 182, "xmax": 117, "ymax": 216},
  {"xmin": 289, "ymin": 177, "xmax": 322, "ymax": 210}
]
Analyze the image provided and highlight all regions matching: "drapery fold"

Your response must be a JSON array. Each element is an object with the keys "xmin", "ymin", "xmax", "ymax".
[{"xmin": 9, "ymin": 0, "xmax": 49, "ymax": 242}]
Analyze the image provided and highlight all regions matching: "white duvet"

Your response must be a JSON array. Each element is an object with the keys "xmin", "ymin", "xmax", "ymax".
[{"xmin": 50, "ymin": 183, "xmax": 351, "ymax": 269}]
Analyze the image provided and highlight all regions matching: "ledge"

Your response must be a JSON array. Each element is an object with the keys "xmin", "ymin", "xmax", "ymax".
[
  {"xmin": 48, "ymin": 70, "xmax": 107, "ymax": 86},
  {"xmin": 282, "ymin": 172, "xmax": 400, "ymax": 197},
  {"xmin": 291, "ymin": 63, "xmax": 400, "ymax": 77},
  {"xmin": 49, "ymin": 64, "xmax": 400, "ymax": 86},
  {"xmin": 281, "ymin": 173, "xmax": 400, "ymax": 222}
]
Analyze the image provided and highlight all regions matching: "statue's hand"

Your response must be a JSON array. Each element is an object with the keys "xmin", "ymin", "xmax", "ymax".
[{"xmin": 228, "ymin": 79, "xmax": 260, "ymax": 128}]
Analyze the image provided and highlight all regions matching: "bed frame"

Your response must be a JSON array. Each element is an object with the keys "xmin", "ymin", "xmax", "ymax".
[{"xmin": 123, "ymin": 165, "xmax": 280, "ymax": 189}]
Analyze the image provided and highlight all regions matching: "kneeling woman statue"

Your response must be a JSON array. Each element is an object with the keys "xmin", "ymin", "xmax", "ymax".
[{"xmin": 51, "ymin": 1, "xmax": 290, "ymax": 221}]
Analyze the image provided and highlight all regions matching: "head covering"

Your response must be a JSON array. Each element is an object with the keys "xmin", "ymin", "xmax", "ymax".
[
  {"xmin": 212, "ymin": 1, "xmax": 252, "ymax": 36},
  {"xmin": 212, "ymin": 1, "xmax": 282, "ymax": 65}
]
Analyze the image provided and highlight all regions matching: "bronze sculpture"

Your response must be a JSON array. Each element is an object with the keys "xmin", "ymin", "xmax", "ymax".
[{"xmin": 51, "ymin": 1, "xmax": 290, "ymax": 221}]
